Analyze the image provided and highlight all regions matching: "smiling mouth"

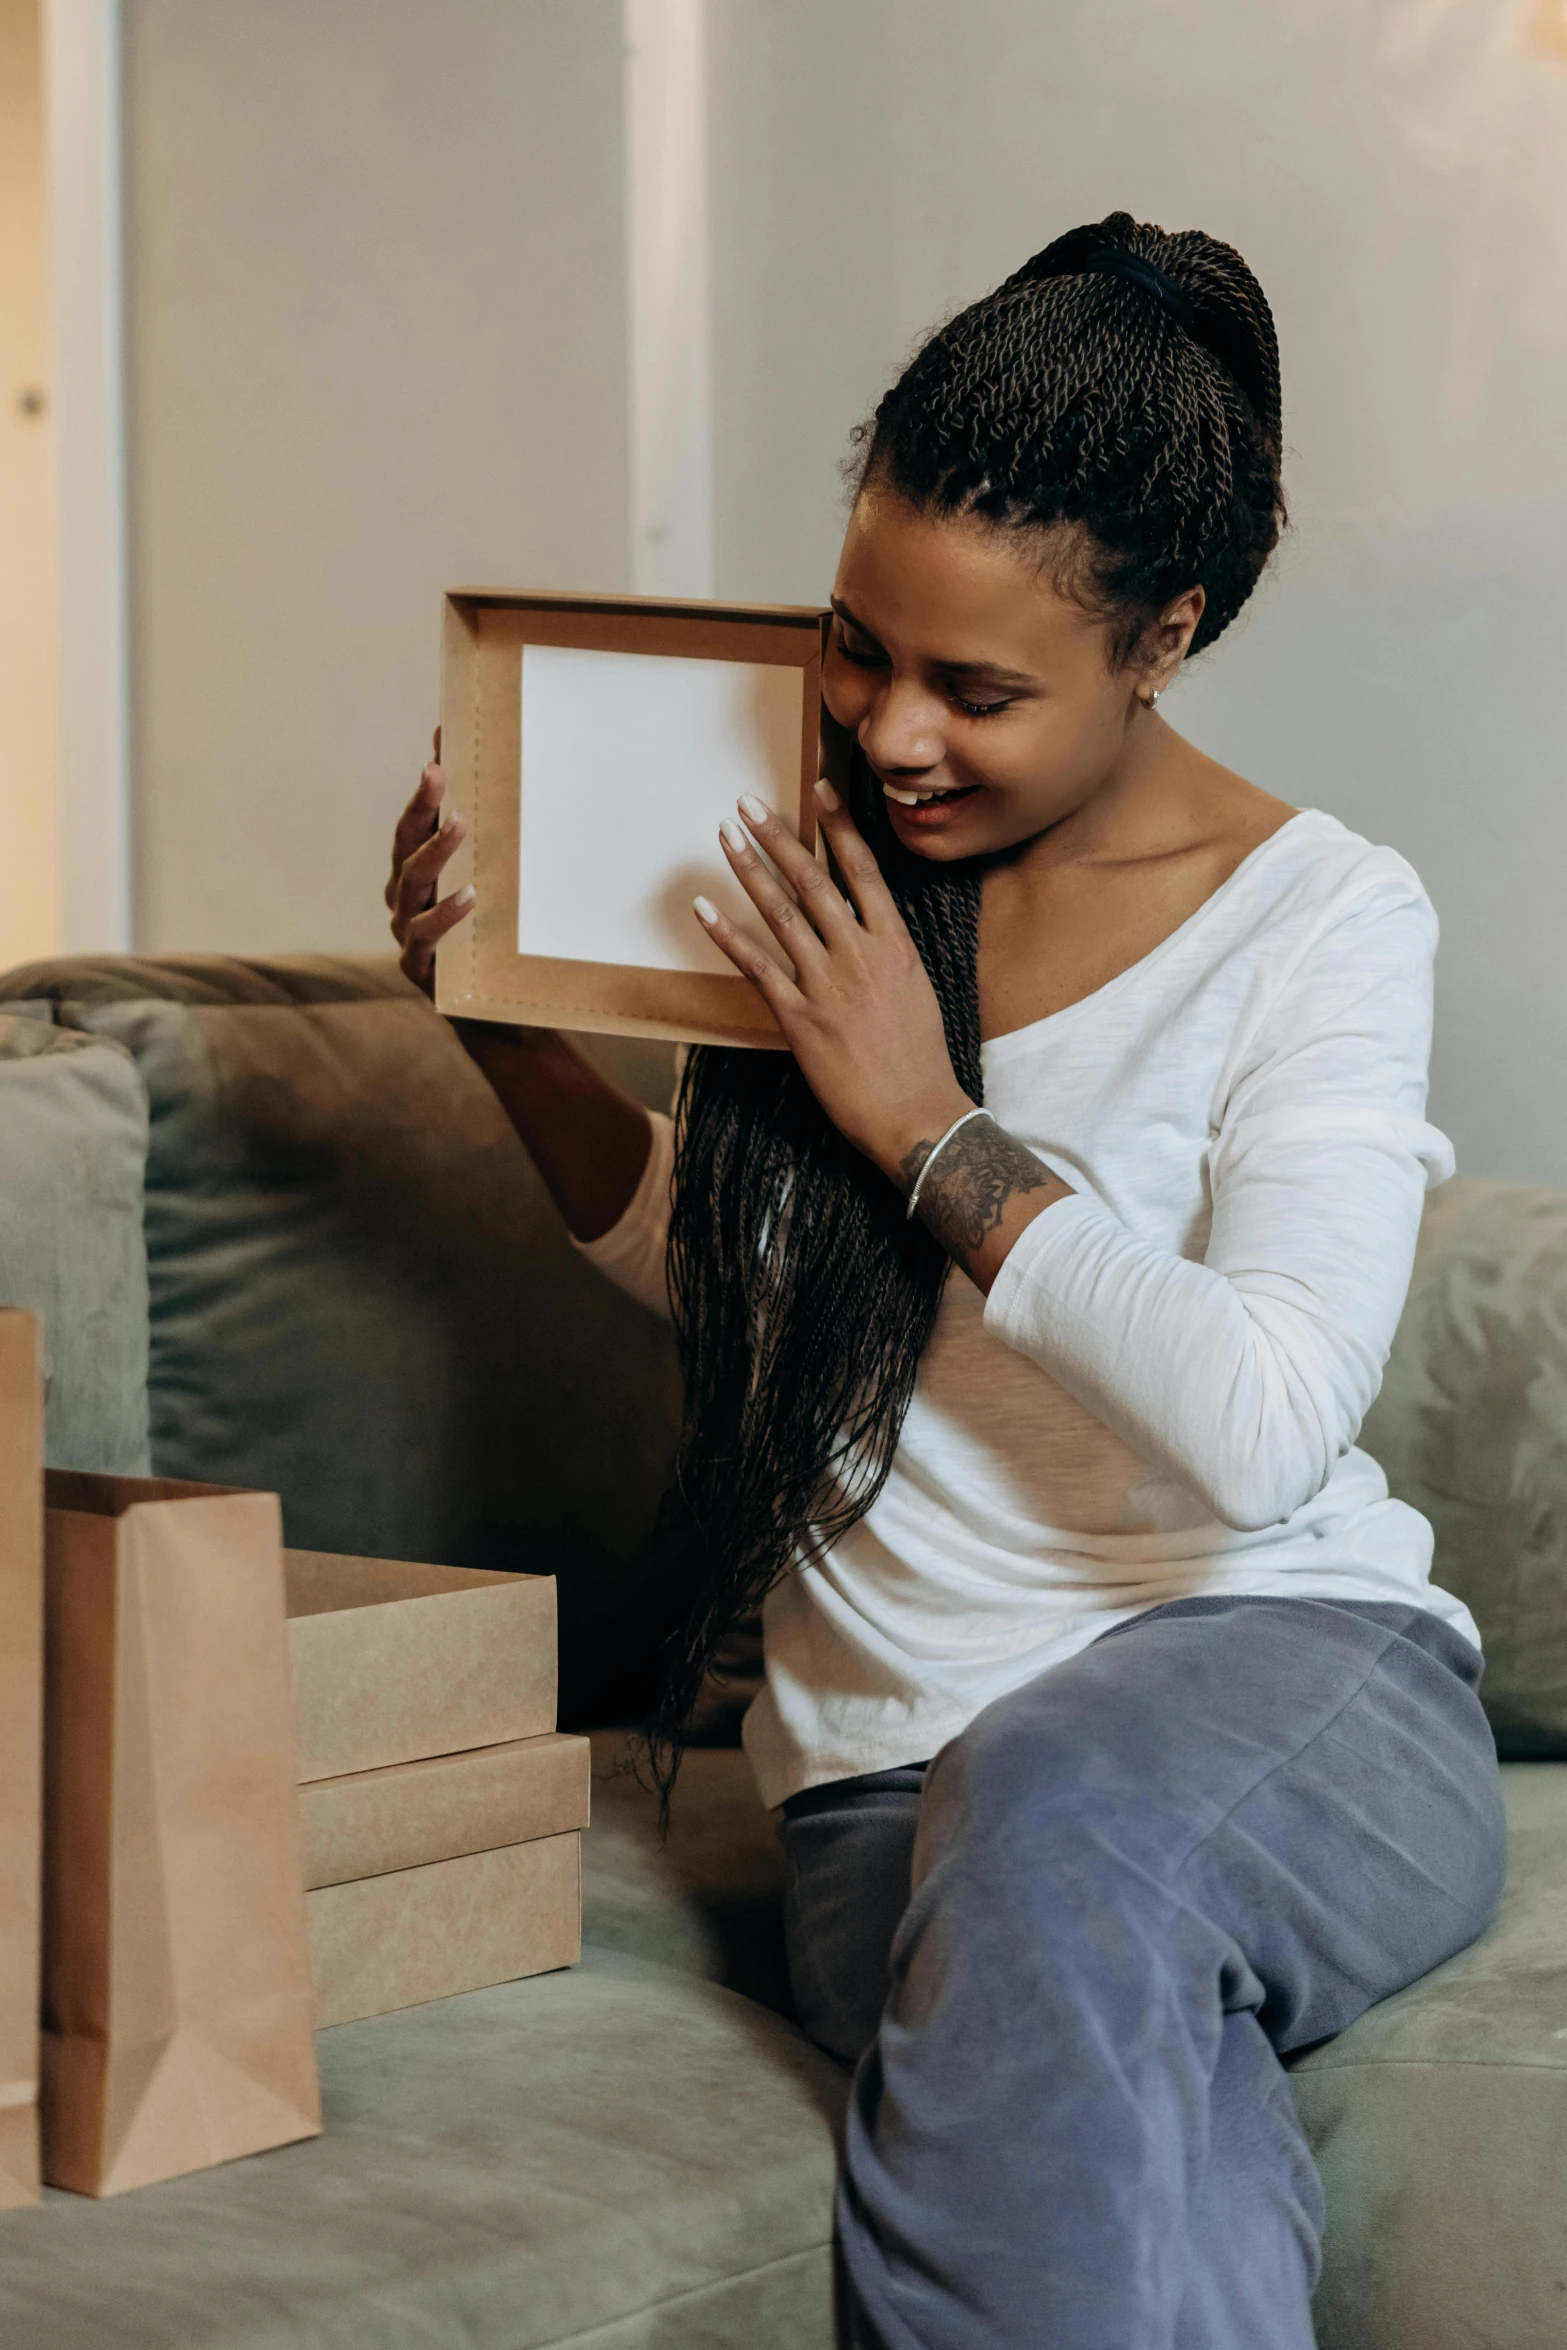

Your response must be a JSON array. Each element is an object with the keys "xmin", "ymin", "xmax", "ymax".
[{"xmin": 881, "ymin": 780, "xmax": 978, "ymax": 808}]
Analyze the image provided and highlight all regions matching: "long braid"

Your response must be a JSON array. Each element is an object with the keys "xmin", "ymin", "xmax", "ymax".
[
  {"xmin": 652, "ymin": 758, "xmax": 981, "ymax": 1783},
  {"xmin": 648, "ymin": 213, "xmax": 1284, "ymax": 1799}
]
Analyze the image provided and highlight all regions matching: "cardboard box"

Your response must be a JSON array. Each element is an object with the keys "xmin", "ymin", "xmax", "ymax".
[
  {"xmin": 435, "ymin": 588, "xmax": 836, "ymax": 1049},
  {"xmin": 287, "ymin": 1547, "xmax": 577, "ymax": 2028},
  {"xmin": 0, "ymin": 1312, "xmax": 43, "ymax": 2208},
  {"xmin": 308, "ymin": 1833, "xmax": 581, "ymax": 2027},
  {"xmin": 285, "ymin": 1549, "xmax": 556, "ymax": 1782},
  {"xmin": 298, "ymin": 1730, "xmax": 590, "ymax": 1889}
]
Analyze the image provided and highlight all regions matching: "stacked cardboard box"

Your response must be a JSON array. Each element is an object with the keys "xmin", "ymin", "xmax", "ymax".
[{"xmin": 285, "ymin": 1550, "xmax": 589, "ymax": 2027}]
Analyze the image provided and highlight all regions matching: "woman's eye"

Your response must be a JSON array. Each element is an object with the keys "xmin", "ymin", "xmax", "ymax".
[
  {"xmin": 955, "ymin": 696, "xmax": 1012, "ymax": 719},
  {"xmin": 835, "ymin": 636, "xmax": 885, "ymax": 669}
]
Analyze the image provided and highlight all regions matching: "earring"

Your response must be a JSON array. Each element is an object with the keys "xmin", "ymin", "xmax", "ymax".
[{"xmin": 1143, "ymin": 687, "xmax": 1161, "ymax": 709}]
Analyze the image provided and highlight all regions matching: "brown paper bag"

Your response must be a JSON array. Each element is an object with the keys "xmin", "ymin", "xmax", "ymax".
[
  {"xmin": 0, "ymin": 1312, "xmax": 43, "ymax": 2208},
  {"xmin": 41, "ymin": 1471, "xmax": 321, "ymax": 2196}
]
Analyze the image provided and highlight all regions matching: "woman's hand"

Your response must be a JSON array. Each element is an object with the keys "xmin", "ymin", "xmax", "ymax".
[
  {"xmin": 695, "ymin": 781, "xmax": 975, "ymax": 1185},
  {"xmin": 386, "ymin": 732, "xmax": 474, "ymax": 996},
  {"xmin": 700, "ymin": 782, "xmax": 1074, "ymax": 1289},
  {"xmin": 384, "ymin": 733, "xmax": 651, "ymax": 1241}
]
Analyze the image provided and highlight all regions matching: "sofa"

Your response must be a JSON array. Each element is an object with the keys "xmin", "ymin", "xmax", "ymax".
[{"xmin": 0, "ymin": 950, "xmax": 1564, "ymax": 2348}]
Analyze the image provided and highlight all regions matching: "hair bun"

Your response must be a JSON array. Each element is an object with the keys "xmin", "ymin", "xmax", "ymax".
[
  {"xmin": 855, "ymin": 208, "xmax": 1285, "ymax": 658},
  {"xmin": 1081, "ymin": 246, "xmax": 1196, "ymax": 332},
  {"xmin": 1006, "ymin": 213, "xmax": 1278, "ymax": 449}
]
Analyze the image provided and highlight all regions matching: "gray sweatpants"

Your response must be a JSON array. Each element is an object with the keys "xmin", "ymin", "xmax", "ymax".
[{"xmin": 777, "ymin": 1595, "xmax": 1505, "ymax": 2350}]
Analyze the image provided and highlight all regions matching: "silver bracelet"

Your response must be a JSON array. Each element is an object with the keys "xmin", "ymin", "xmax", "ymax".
[{"xmin": 905, "ymin": 1107, "xmax": 991, "ymax": 1221}]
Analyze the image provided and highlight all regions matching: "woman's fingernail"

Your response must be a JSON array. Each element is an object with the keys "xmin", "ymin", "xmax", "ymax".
[
  {"xmin": 814, "ymin": 776, "xmax": 840, "ymax": 812},
  {"xmin": 693, "ymin": 895, "xmax": 719, "ymax": 925},
  {"xmin": 455, "ymin": 885, "xmax": 475, "ymax": 907},
  {"xmin": 720, "ymin": 818, "xmax": 747, "ymax": 853},
  {"xmin": 739, "ymin": 793, "xmax": 769, "ymax": 824}
]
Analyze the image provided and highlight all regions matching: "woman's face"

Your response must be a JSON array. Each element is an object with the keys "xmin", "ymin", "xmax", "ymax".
[{"xmin": 822, "ymin": 489, "xmax": 1198, "ymax": 862}]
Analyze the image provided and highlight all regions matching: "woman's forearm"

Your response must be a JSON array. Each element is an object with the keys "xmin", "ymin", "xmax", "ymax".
[
  {"xmin": 900, "ymin": 1111, "xmax": 1074, "ymax": 1292},
  {"xmin": 452, "ymin": 1021, "xmax": 653, "ymax": 1243}
]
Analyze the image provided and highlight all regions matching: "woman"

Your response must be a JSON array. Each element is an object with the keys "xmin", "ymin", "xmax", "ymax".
[{"xmin": 388, "ymin": 215, "xmax": 1504, "ymax": 2349}]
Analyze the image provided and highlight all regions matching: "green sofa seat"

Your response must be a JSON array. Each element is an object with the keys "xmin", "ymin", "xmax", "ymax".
[
  {"xmin": 0, "ymin": 1948, "xmax": 844, "ymax": 2350},
  {"xmin": 582, "ymin": 1736, "xmax": 792, "ymax": 2019},
  {"xmin": 0, "ymin": 1759, "xmax": 1562, "ymax": 2349},
  {"xmin": 1297, "ymin": 1762, "xmax": 1567, "ymax": 2348},
  {"xmin": 5, "ymin": 949, "xmax": 1567, "ymax": 2346},
  {"xmin": 584, "ymin": 1735, "xmax": 1567, "ymax": 2350}
]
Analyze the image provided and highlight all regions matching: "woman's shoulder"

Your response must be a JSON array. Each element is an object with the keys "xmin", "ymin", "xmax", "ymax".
[
  {"xmin": 1167, "ymin": 805, "xmax": 1440, "ymax": 1037},
  {"xmin": 1211, "ymin": 811, "xmax": 1442, "ymax": 1070},
  {"xmin": 1231, "ymin": 806, "xmax": 1435, "ymax": 935},
  {"xmin": 1170, "ymin": 747, "xmax": 1430, "ymax": 940}
]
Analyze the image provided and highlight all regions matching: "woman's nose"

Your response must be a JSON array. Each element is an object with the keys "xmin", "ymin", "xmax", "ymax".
[{"xmin": 858, "ymin": 680, "xmax": 945, "ymax": 776}]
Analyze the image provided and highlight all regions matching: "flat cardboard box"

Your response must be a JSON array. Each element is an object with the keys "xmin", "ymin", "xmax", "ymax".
[
  {"xmin": 308, "ymin": 1832, "xmax": 581, "ymax": 2027},
  {"xmin": 285, "ymin": 1549, "xmax": 556, "ymax": 1782},
  {"xmin": 434, "ymin": 588, "xmax": 838, "ymax": 1048},
  {"xmin": 298, "ymin": 1730, "xmax": 590, "ymax": 1889}
]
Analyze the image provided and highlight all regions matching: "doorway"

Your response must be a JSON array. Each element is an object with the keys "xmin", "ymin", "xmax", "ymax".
[{"xmin": 0, "ymin": 0, "xmax": 58, "ymax": 968}]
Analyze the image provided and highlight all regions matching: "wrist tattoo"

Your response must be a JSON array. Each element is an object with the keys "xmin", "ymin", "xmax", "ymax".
[{"xmin": 898, "ymin": 1113, "xmax": 1054, "ymax": 1263}]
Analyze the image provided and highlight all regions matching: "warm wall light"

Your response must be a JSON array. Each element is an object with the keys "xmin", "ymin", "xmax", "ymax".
[{"xmin": 1535, "ymin": 0, "xmax": 1567, "ymax": 56}]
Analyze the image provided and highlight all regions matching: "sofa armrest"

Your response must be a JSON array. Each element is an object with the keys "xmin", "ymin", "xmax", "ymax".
[
  {"xmin": 1365, "ymin": 1177, "xmax": 1567, "ymax": 1755},
  {"xmin": 0, "ymin": 1014, "xmax": 151, "ymax": 1473}
]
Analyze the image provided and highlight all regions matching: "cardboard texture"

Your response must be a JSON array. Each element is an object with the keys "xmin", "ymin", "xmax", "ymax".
[
  {"xmin": 285, "ymin": 1548, "xmax": 557, "ymax": 1782},
  {"xmin": 308, "ymin": 1833, "xmax": 582, "ymax": 2027},
  {"xmin": 41, "ymin": 1472, "xmax": 322, "ymax": 2197},
  {"xmin": 0, "ymin": 1313, "xmax": 43, "ymax": 2208},
  {"xmin": 297, "ymin": 1730, "xmax": 591, "ymax": 1889},
  {"xmin": 435, "ymin": 589, "xmax": 835, "ymax": 1048}
]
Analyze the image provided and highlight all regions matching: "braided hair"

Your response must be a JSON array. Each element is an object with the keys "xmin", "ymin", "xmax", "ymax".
[{"xmin": 650, "ymin": 214, "xmax": 1285, "ymax": 1797}]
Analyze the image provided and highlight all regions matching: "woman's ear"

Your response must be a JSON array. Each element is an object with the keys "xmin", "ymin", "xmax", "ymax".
[
  {"xmin": 1135, "ymin": 586, "xmax": 1205, "ymax": 705},
  {"xmin": 1157, "ymin": 586, "xmax": 1205, "ymax": 675}
]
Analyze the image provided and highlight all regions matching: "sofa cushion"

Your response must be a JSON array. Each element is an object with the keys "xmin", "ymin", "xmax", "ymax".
[
  {"xmin": 584, "ymin": 1738, "xmax": 1567, "ymax": 2350},
  {"xmin": 584, "ymin": 1734, "xmax": 791, "ymax": 2019},
  {"xmin": 0, "ymin": 1731, "xmax": 1557, "ymax": 2348},
  {"xmin": 1364, "ymin": 1178, "xmax": 1567, "ymax": 1756},
  {"xmin": 0, "ymin": 1013, "xmax": 150, "ymax": 1473},
  {"xmin": 0, "ymin": 1947, "xmax": 845, "ymax": 2350},
  {"xmin": 0, "ymin": 951, "xmax": 436, "ymax": 1011},
  {"xmin": 1295, "ymin": 1762, "xmax": 1567, "ymax": 2349},
  {"xmin": 0, "ymin": 953, "xmax": 685, "ymax": 1726}
]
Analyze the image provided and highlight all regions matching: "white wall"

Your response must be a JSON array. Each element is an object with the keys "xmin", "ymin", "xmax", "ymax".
[
  {"xmin": 121, "ymin": 0, "xmax": 1567, "ymax": 1183},
  {"xmin": 122, "ymin": 0, "xmax": 626, "ymax": 957},
  {"xmin": 706, "ymin": 0, "xmax": 1567, "ymax": 1187}
]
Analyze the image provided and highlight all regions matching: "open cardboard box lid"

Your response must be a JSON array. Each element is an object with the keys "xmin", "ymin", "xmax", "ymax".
[
  {"xmin": 434, "ymin": 588, "xmax": 837, "ymax": 1047},
  {"xmin": 284, "ymin": 1549, "xmax": 557, "ymax": 1783}
]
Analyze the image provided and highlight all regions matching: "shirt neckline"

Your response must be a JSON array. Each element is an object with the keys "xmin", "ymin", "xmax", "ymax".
[{"xmin": 980, "ymin": 807, "xmax": 1330, "ymax": 1064}]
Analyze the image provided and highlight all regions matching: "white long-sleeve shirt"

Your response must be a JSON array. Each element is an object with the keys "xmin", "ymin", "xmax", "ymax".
[{"xmin": 579, "ymin": 809, "xmax": 1478, "ymax": 1809}]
